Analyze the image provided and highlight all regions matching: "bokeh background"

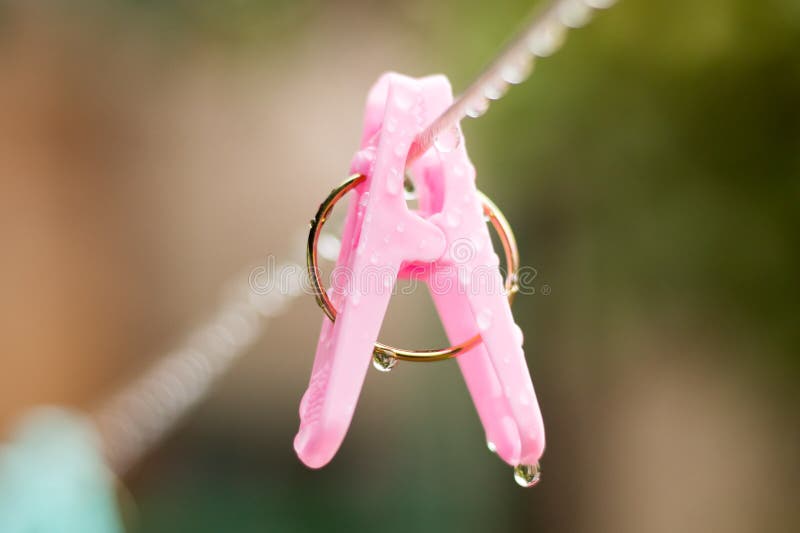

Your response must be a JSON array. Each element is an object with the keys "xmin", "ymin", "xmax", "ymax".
[{"xmin": 1, "ymin": 0, "xmax": 798, "ymax": 531}]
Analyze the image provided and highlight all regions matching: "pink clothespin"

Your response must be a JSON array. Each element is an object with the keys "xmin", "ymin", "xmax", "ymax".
[{"xmin": 296, "ymin": 73, "xmax": 545, "ymax": 486}]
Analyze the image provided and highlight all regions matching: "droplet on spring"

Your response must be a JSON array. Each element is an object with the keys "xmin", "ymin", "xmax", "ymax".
[
  {"xmin": 513, "ymin": 463, "xmax": 542, "ymax": 488},
  {"xmin": 433, "ymin": 125, "xmax": 461, "ymax": 153},
  {"xmin": 558, "ymin": 0, "xmax": 593, "ymax": 28},
  {"xmin": 372, "ymin": 350, "xmax": 397, "ymax": 372},
  {"xmin": 527, "ymin": 20, "xmax": 566, "ymax": 57},
  {"xmin": 487, "ymin": 441, "xmax": 497, "ymax": 453}
]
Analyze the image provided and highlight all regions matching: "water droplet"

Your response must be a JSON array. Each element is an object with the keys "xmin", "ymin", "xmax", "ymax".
[
  {"xmin": 370, "ymin": 251, "xmax": 380, "ymax": 265},
  {"xmin": 465, "ymin": 96, "xmax": 490, "ymax": 118},
  {"xmin": 434, "ymin": 125, "xmax": 461, "ymax": 153},
  {"xmin": 513, "ymin": 463, "xmax": 542, "ymax": 488},
  {"xmin": 446, "ymin": 210, "xmax": 461, "ymax": 227},
  {"xmin": 372, "ymin": 350, "xmax": 397, "ymax": 372},
  {"xmin": 359, "ymin": 192, "xmax": 370, "ymax": 208},
  {"xmin": 386, "ymin": 117, "xmax": 398, "ymax": 133},
  {"xmin": 419, "ymin": 239, "xmax": 427, "ymax": 249},
  {"xmin": 453, "ymin": 165, "xmax": 464, "ymax": 176},
  {"xmin": 317, "ymin": 234, "xmax": 341, "ymax": 261},
  {"xmin": 477, "ymin": 309, "xmax": 493, "ymax": 331},
  {"xmin": 512, "ymin": 324, "xmax": 524, "ymax": 346},
  {"xmin": 396, "ymin": 223, "xmax": 405, "ymax": 233},
  {"xmin": 351, "ymin": 292, "xmax": 361, "ymax": 306},
  {"xmin": 487, "ymin": 441, "xmax": 497, "ymax": 453},
  {"xmin": 501, "ymin": 54, "xmax": 534, "ymax": 85},
  {"xmin": 394, "ymin": 142, "xmax": 408, "ymax": 158},
  {"xmin": 559, "ymin": 0, "xmax": 593, "ymax": 28},
  {"xmin": 395, "ymin": 93, "xmax": 412, "ymax": 111},
  {"xmin": 484, "ymin": 80, "xmax": 509, "ymax": 101},
  {"xmin": 519, "ymin": 393, "xmax": 531, "ymax": 406},
  {"xmin": 403, "ymin": 173, "xmax": 416, "ymax": 200},
  {"xmin": 386, "ymin": 168, "xmax": 402, "ymax": 195},
  {"xmin": 383, "ymin": 234, "xmax": 390, "ymax": 244},
  {"xmin": 527, "ymin": 20, "xmax": 566, "ymax": 57},
  {"xmin": 382, "ymin": 277, "xmax": 392, "ymax": 289}
]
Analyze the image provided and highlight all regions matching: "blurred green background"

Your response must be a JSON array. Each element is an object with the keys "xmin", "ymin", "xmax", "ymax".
[{"xmin": 0, "ymin": 0, "xmax": 798, "ymax": 531}]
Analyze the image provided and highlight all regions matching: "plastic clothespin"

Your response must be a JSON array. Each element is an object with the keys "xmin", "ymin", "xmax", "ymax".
[{"xmin": 295, "ymin": 73, "xmax": 545, "ymax": 481}]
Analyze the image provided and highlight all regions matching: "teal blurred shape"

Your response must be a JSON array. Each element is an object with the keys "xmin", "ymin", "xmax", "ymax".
[{"xmin": 0, "ymin": 407, "xmax": 124, "ymax": 533}]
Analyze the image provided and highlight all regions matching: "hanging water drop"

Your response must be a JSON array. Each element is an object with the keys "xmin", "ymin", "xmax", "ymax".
[
  {"xmin": 513, "ymin": 463, "xmax": 542, "ymax": 488},
  {"xmin": 512, "ymin": 323, "xmax": 524, "ymax": 346},
  {"xmin": 372, "ymin": 349, "xmax": 397, "ymax": 372},
  {"xmin": 487, "ymin": 441, "xmax": 497, "ymax": 453}
]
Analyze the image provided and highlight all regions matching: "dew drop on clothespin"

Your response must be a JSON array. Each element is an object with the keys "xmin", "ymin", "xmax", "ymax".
[{"xmin": 513, "ymin": 462, "xmax": 542, "ymax": 488}]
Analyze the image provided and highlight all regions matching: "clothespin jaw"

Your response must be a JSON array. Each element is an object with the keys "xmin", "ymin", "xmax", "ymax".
[
  {"xmin": 296, "ymin": 73, "xmax": 545, "ymax": 485},
  {"xmin": 295, "ymin": 73, "xmax": 448, "ymax": 469}
]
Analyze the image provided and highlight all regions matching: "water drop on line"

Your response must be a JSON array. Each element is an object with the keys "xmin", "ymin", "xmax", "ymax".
[
  {"xmin": 465, "ymin": 96, "xmax": 490, "ymax": 118},
  {"xmin": 559, "ymin": 0, "xmax": 593, "ymax": 28},
  {"xmin": 501, "ymin": 54, "xmax": 534, "ymax": 85},
  {"xmin": 527, "ymin": 20, "xmax": 566, "ymax": 57},
  {"xmin": 484, "ymin": 80, "xmax": 509, "ymax": 101}
]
